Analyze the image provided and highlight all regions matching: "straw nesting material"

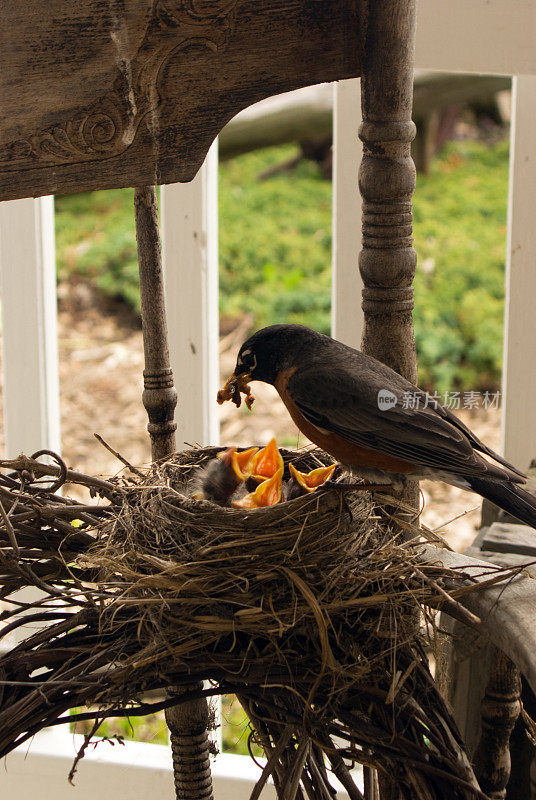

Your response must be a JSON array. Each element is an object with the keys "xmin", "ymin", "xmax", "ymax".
[{"xmin": 0, "ymin": 448, "xmax": 483, "ymax": 799}]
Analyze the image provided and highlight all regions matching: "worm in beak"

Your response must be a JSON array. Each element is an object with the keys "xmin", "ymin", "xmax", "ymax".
[{"xmin": 217, "ymin": 372, "xmax": 255, "ymax": 409}]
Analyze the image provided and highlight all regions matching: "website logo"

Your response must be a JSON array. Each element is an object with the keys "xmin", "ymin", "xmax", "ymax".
[{"xmin": 377, "ymin": 389, "xmax": 397, "ymax": 411}]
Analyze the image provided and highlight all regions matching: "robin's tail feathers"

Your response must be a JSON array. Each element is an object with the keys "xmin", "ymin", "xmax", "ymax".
[{"xmin": 467, "ymin": 476, "xmax": 536, "ymax": 530}]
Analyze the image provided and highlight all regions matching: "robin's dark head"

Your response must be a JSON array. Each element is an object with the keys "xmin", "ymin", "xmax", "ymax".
[{"xmin": 233, "ymin": 324, "xmax": 323, "ymax": 384}]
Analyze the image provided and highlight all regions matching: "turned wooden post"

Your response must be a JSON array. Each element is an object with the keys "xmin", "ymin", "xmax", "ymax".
[
  {"xmin": 473, "ymin": 649, "xmax": 522, "ymax": 799},
  {"xmin": 359, "ymin": 0, "xmax": 418, "ymax": 384},
  {"xmin": 358, "ymin": 4, "xmax": 418, "ymax": 798},
  {"xmin": 135, "ymin": 187, "xmax": 178, "ymax": 460},
  {"xmin": 135, "ymin": 186, "xmax": 214, "ymax": 800}
]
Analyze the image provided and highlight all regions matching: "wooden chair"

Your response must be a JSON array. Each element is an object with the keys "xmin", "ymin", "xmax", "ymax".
[
  {"xmin": 13, "ymin": 4, "xmax": 525, "ymax": 800},
  {"xmin": 419, "ymin": 533, "xmax": 536, "ymax": 800},
  {"xmin": 436, "ymin": 473, "xmax": 536, "ymax": 800}
]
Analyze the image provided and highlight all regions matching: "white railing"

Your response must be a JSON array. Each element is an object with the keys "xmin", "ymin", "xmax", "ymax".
[{"xmin": 0, "ymin": 0, "xmax": 536, "ymax": 796}]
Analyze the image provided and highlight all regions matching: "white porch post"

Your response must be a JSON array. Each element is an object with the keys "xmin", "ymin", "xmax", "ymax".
[
  {"xmin": 331, "ymin": 79, "xmax": 364, "ymax": 349},
  {"xmin": 160, "ymin": 143, "xmax": 220, "ymax": 449},
  {"xmin": 0, "ymin": 196, "xmax": 61, "ymax": 650},
  {"xmin": 0, "ymin": 196, "xmax": 61, "ymax": 457},
  {"xmin": 501, "ymin": 75, "xmax": 536, "ymax": 468}
]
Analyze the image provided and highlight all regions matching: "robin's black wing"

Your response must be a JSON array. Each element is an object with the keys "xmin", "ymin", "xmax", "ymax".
[
  {"xmin": 287, "ymin": 364, "xmax": 521, "ymax": 481},
  {"xmin": 434, "ymin": 403, "xmax": 525, "ymax": 478}
]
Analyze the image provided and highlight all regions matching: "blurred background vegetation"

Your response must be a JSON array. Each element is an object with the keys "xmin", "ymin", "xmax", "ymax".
[
  {"xmin": 72, "ymin": 695, "xmax": 263, "ymax": 756},
  {"xmin": 55, "ymin": 135, "xmax": 509, "ymax": 395}
]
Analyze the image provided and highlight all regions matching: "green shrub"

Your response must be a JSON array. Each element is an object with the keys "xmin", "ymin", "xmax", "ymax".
[
  {"xmin": 55, "ymin": 188, "xmax": 141, "ymax": 311},
  {"xmin": 412, "ymin": 139, "xmax": 508, "ymax": 390},
  {"xmin": 55, "ymin": 138, "xmax": 510, "ymax": 391},
  {"xmin": 219, "ymin": 147, "xmax": 332, "ymax": 333}
]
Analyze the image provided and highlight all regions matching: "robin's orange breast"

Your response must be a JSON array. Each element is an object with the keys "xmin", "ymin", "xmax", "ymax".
[{"xmin": 274, "ymin": 368, "xmax": 417, "ymax": 475}]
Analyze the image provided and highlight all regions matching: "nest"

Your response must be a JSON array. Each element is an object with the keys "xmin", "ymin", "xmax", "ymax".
[{"xmin": 0, "ymin": 448, "xmax": 485, "ymax": 799}]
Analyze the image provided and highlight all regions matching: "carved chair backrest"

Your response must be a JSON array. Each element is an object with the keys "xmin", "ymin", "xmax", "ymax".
[
  {"xmin": 0, "ymin": 1, "xmax": 365, "ymax": 201},
  {"xmin": 1, "ymin": 0, "xmax": 419, "ymax": 381}
]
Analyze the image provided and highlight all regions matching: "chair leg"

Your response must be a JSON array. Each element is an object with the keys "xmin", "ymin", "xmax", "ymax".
[
  {"xmin": 472, "ymin": 648, "xmax": 522, "ymax": 799},
  {"xmin": 135, "ymin": 186, "xmax": 214, "ymax": 800}
]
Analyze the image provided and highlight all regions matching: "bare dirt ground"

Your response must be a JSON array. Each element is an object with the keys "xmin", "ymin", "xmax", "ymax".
[{"xmin": 3, "ymin": 282, "xmax": 503, "ymax": 553}]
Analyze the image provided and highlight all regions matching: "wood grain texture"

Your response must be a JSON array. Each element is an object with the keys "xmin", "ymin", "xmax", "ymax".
[
  {"xmin": 359, "ymin": 0, "xmax": 418, "ymax": 382},
  {"xmin": 0, "ymin": 0, "xmax": 364, "ymax": 200},
  {"xmin": 357, "ymin": 10, "xmax": 420, "ymax": 798},
  {"xmin": 473, "ymin": 649, "xmax": 521, "ymax": 800},
  {"xmin": 419, "ymin": 543, "xmax": 536, "ymax": 699},
  {"xmin": 135, "ymin": 185, "xmax": 178, "ymax": 460}
]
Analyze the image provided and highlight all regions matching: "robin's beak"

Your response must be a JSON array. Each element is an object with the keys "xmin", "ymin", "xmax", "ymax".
[
  {"xmin": 232, "ymin": 467, "xmax": 283, "ymax": 508},
  {"xmin": 217, "ymin": 372, "xmax": 254, "ymax": 409},
  {"xmin": 288, "ymin": 462, "xmax": 336, "ymax": 493},
  {"xmin": 227, "ymin": 446, "xmax": 259, "ymax": 481},
  {"xmin": 251, "ymin": 437, "xmax": 284, "ymax": 482}
]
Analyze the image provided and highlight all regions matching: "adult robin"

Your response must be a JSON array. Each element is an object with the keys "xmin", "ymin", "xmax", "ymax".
[{"xmin": 218, "ymin": 323, "xmax": 536, "ymax": 529}]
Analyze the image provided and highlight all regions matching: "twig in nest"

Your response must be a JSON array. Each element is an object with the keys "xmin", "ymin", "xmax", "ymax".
[
  {"xmin": 0, "ymin": 454, "xmax": 120, "ymax": 500},
  {"xmin": 325, "ymin": 745, "xmax": 365, "ymax": 800},
  {"xmin": 0, "ymin": 497, "xmax": 19, "ymax": 554},
  {"xmin": 68, "ymin": 720, "xmax": 125, "ymax": 785},
  {"xmin": 29, "ymin": 450, "xmax": 68, "ymax": 494},
  {"xmin": 69, "ymin": 719, "xmax": 103, "ymax": 785},
  {"xmin": 249, "ymin": 727, "xmax": 294, "ymax": 800},
  {"xmin": 94, "ymin": 434, "xmax": 145, "ymax": 478},
  {"xmin": 280, "ymin": 737, "xmax": 311, "ymax": 800}
]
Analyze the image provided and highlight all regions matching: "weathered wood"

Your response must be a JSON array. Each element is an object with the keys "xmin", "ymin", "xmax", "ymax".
[
  {"xmin": 473, "ymin": 649, "xmax": 522, "ymax": 800},
  {"xmin": 446, "ymin": 467, "xmax": 536, "ymax": 798},
  {"xmin": 359, "ymin": 0, "xmax": 418, "ymax": 381},
  {"xmin": 357, "ymin": 5, "xmax": 419, "ymax": 798},
  {"xmin": 420, "ymin": 543, "xmax": 536, "ymax": 699},
  {"xmin": 165, "ymin": 685, "xmax": 214, "ymax": 800},
  {"xmin": 0, "ymin": 0, "xmax": 364, "ymax": 201},
  {"xmin": 134, "ymin": 186, "xmax": 177, "ymax": 461},
  {"xmin": 135, "ymin": 185, "xmax": 213, "ymax": 800},
  {"xmin": 481, "ymin": 522, "xmax": 536, "ymax": 558},
  {"xmin": 437, "ymin": 535, "xmax": 529, "ymax": 799},
  {"xmin": 439, "ymin": 526, "xmax": 529, "ymax": 762},
  {"xmin": 439, "ymin": 502, "xmax": 536, "ymax": 800}
]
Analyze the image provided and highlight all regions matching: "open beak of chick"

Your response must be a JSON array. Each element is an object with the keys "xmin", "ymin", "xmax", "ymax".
[
  {"xmin": 230, "ymin": 446, "xmax": 259, "ymax": 481},
  {"xmin": 193, "ymin": 438, "xmax": 333, "ymax": 509},
  {"xmin": 287, "ymin": 462, "xmax": 336, "ymax": 497},
  {"xmin": 232, "ymin": 439, "xmax": 284, "ymax": 508},
  {"xmin": 250, "ymin": 437, "xmax": 284, "ymax": 483},
  {"xmin": 217, "ymin": 372, "xmax": 255, "ymax": 410},
  {"xmin": 232, "ymin": 467, "xmax": 283, "ymax": 509}
]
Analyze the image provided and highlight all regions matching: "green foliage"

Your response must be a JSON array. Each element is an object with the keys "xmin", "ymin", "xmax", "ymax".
[
  {"xmin": 219, "ymin": 147, "xmax": 332, "ymax": 334},
  {"xmin": 55, "ymin": 138, "xmax": 510, "ymax": 391},
  {"xmin": 221, "ymin": 695, "xmax": 263, "ymax": 757},
  {"xmin": 413, "ymin": 139, "xmax": 508, "ymax": 390},
  {"xmin": 70, "ymin": 698, "xmax": 262, "ymax": 755},
  {"xmin": 71, "ymin": 710, "xmax": 169, "ymax": 746},
  {"xmin": 55, "ymin": 188, "xmax": 141, "ymax": 312}
]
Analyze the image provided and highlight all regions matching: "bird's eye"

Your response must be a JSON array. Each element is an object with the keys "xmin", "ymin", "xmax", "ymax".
[{"xmin": 238, "ymin": 348, "xmax": 256, "ymax": 372}]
